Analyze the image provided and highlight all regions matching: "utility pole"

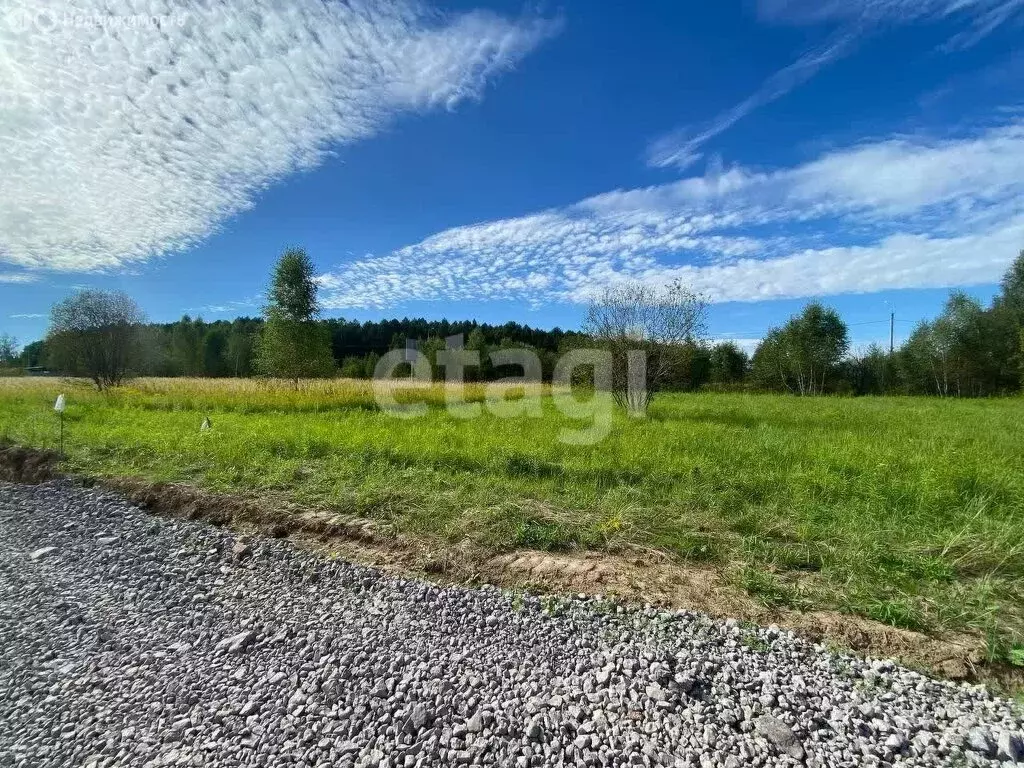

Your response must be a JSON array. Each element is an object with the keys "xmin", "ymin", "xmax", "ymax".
[{"xmin": 889, "ymin": 312, "xmax": 895, "ymax": 354}]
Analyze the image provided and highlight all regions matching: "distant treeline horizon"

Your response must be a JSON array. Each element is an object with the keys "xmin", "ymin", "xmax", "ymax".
[
  {"xmin": 16, "ymin": 316, "xmax": 588, "ymax": 380},
  {"xmin": 7, "ymin": 248, "xmax": 1024, "ymax": 398}
]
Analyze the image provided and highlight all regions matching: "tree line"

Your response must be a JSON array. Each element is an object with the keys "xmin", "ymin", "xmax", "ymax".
[
  {"xmin": 3, "ymin": 248, "xmax": 1022, "ymax": 397},
  {"xmin": 749, "ymin": 250, "xmax": 1024, "ymax": 396},
  {"xmin": 8, "ymin": 313, "xmax": 584, "ymax": 383},
  {"xmin": 5, "ymin": 249, "xmax": 585, "ymax": 387},
  {"xmin": 12, "ymin": 314, "xmax": 591, "ymax": 382}
]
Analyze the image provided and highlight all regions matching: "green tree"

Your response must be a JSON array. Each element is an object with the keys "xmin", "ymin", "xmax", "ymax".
[
  {"xmin": 226, "ymin": 322, "xmax": 257, "ymax": 377},
  {"xmin": 750, "ymin": 328, "xmax": 789, "ymax": 392},
  {"xmin": 0, "ymin": 333, "xmax": 17, "ymax": 366},
  {"xmin": 785, "ymin": 303, "xmax": 849, "ymax": 395},
  {"xmin": 363, "ymin": 351, "xmax": 381, "ymax": 378},
  {"xmin": 899, "ymin": 321, "xmax": 949, "ymax": 396},
  {"xmin": 340, "ymin": 356, "xmax": 367, "ymax": 379},
  {"xmin": 171, "ymin": 316, "xmax": 204, "ymax": 376},
  {"xmin": 255, "ymin": 248, "xmax": 334, "ymax": 385},
  {"xmin": 994, "ymin": 249, "xmax": 1024, "ymax": 324},
  {"xmin": 466, "ymin": 327, "xmax": 491, "ymax": 381},
  {"xmin": 844, "ymin": 344, "xmax": 893, "ymax": 395},
  {"xmin": 202, "ymin": 326, "xmax": 230, "ymax": 377},
  {"xmin": 669, "ymin": 341, "xmax": 712, "ymax": 391},
  {"xmin": 991, "ymin": 250, "xmax": 1024, "ymax": 390},
  {"xmin": 137, "ymin": 324, "xmax": 173, "ymax": 376},
  {"xmin": 750, "ymin": 303, "xmax": 848, "ymax": 395},
  {"xmin": 418, "ymin": 336, "xmax": 448, "ymax": 381},
  {"xmin": 941, "ymin": 292, "xmax": 995, "ymax": 396},
  {"xmin": 901, "ymin": 292, "xmax": 1005, "ymax": 397},
  {"xmin": 19, "ymin": 340, "xmax": 45, "ymax": 368},
  {"xmin": 708, "ymin": 342, "xmax": 748, "ymax": 385},
  {"xmin": 1019, "ymin": 329, "xmax": 1024, "ymax": 386}
]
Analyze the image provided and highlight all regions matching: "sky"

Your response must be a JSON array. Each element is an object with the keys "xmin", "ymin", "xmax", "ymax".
[{"xmin": 1, "ymin": 0, "xmax": 1023, "ymax": 352}]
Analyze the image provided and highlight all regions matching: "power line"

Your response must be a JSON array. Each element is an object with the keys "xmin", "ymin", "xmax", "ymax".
[{"xmin": 712, "ymin": 304, "xmax": 931, "ymax": 347}]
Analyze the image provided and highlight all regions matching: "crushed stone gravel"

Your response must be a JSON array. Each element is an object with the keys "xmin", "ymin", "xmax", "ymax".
[{"xmin": 1, "ymin": 480, "xmax": 1022, "ymax": 767}]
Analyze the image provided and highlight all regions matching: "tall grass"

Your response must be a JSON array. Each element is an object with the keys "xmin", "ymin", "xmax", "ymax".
[
  {"xmin": 10, "ymin": 376, "xmax": 547, "ymax": 414},
  {"xmin": 1, "ymin": 376, "xmax": 1022, "ymax": 653}
]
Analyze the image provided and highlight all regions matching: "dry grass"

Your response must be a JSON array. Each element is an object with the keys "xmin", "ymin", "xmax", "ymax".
[{"xmin": 0, "ymin": 376, "xmax": 550, "ymax": 413}]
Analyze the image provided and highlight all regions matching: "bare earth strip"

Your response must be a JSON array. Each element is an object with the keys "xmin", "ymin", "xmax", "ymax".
[{"xmin": 1, "ymin": 443, "xmax": 1014, "ymax": 691}]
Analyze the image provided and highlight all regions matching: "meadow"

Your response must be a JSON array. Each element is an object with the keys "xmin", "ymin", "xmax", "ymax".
[{"xmin": 1, "ymin": 376, "xmax": 1022, "ymax": 664}]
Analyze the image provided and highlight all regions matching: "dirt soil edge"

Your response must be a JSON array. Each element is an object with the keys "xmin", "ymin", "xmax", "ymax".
[{"xmin": 1, "ymin": 444, "xmax": 1019, "ymax": 693}]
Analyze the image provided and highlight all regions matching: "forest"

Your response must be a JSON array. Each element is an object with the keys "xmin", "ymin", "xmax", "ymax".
[{"xmin": 3, "ymin": 250, "xmax": 1023, "ymax": 398}]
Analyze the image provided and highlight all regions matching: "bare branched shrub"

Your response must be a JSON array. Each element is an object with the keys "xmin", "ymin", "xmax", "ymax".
[
  {"xmin": 584, "ymin": 280, "xmax": 707, "ymax": 414},
  {"xmin": 47, "ymin": 290, "xmax": 145, "ymax": 390}
]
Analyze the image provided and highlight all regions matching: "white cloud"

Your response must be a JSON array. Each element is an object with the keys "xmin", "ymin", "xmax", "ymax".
[
  {"xmin": 9, "ymin": 313, "xmax": 46, "ymax": 319},
  {"xmin": 0, "ymin": 273, "xmax": 38, "ymax": 284},
  {"xmin": 318, "ymin": 120, "xmax": 1024, "ymax": 308},
  {"xmin": 0, "ymin": 0, "xmax": 557, "ymax": 273},
  {"xmin": 183, "ymin": 297, "xmax": 260, "ymax": 316},
  {"xmin": 788, "ymin": 125, "xmax": 1024, "ymax": 214},
  {"xmin": 648, "ymin": 0, "xmax": 1024, "ymax": 170},
  {"xmin": 599, "ymin": 218, "xmax": 1024, "ymax": 304},
  {"xmin": 758, "ymin": 0, "xmax": 1024, "ymax": 34}
]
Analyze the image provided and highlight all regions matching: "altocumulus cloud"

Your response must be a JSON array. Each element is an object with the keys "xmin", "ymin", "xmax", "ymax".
[
  {"xmin": 318, "ymin": 120, "xmax": 1024, "ymax": 308},
  {"xmin": 0, "ymin": 0, "xmax": 558, "ymax": 273}
]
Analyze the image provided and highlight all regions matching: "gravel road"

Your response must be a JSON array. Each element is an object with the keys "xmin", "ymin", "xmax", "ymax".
[{"xmin": 1, "ymin": 480, "xmax": 1021, "ymax": 768}]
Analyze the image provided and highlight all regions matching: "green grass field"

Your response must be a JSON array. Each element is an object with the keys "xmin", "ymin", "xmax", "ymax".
[{"xmin": 1, "ymin": 377, "xmax": 1022, "ymax": 663}]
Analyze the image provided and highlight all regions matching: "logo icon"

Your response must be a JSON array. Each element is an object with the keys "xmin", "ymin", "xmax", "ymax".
[{"xmin": 2, "ymin": 9, "xmax": 57, "ymax": 34}]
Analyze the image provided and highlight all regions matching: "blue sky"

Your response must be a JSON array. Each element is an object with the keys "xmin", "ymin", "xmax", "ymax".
[{"xmin": 2, "ymin": 0, "xmax": 1023, "ymax": 351}]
